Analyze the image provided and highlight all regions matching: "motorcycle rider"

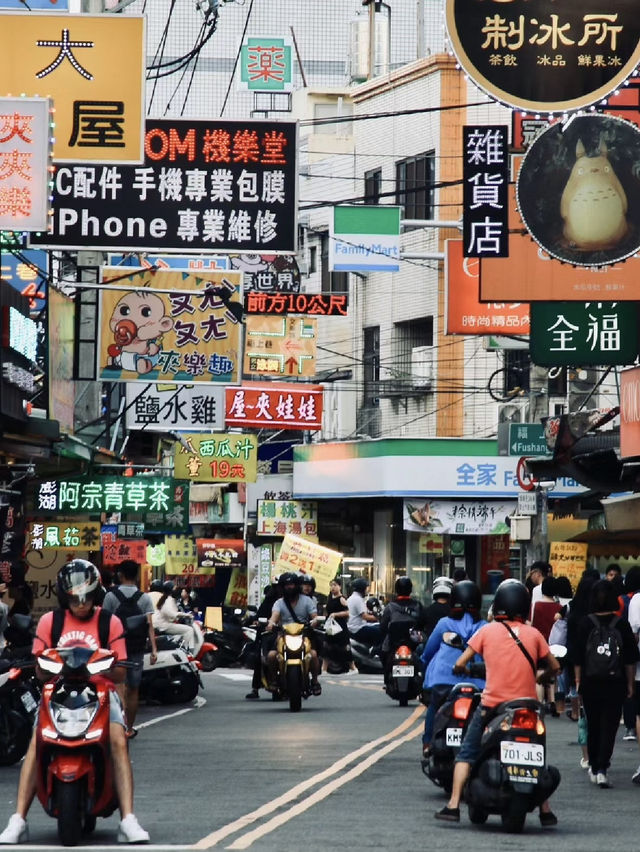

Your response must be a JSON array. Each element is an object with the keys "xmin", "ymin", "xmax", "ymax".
[
  {"xmin": 246, "ymin": 582, "xmax": 281, "ymax": 700},
  {"xmin": 434, "ymin": 579, "xmax": 560, "ymax": 826},
  {"xmin": 347, "ymin": 577, "xmax": 382, "ymax": 646},
  {"xmin": 266, "ymin": 572, "xmax": 321, "ymax": 696},
  {"xmin": 153, "ymin": 580, "xmax": 203, "ymax": 656},
  {"xmin": 0, "ymin": 559, "xmax": 150, "ymax": 845},
  {"xmin": 380, "ymin": 577, "xmax": 426, "ymax": 683},
  {"xmin": 423, "ymin": 576, "xmax": 454, "ymax": 638}
]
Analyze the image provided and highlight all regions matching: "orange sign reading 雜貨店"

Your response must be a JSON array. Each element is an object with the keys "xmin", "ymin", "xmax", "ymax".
[
  {"xmin": 446, "ymin": 240, "xmax": 529, "ymax": 335},
  {"xmin": 479, "ymin": 187, "xmax": 640, "ymax": 302}
]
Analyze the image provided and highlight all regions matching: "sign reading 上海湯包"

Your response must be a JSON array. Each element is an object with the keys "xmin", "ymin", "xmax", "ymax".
[
  {"xmin": 225, "ymin": 383, "xmax": 323, "ymax": 431},
  {"xmin": 0, "ymin": 98, "xmax": 52, "ymax": 232},
  {"xmin": 463, "ymin": 126, "xmax": 509, "ymax": 259},
  {"xmin": 403, "ymin": 498, "xmax": 514, "ymax": 535},
  {"xmin": 0, "ymin": 15, "xmax": 144, "ymax": 163},
  {"xmin": 530, "ymin": 302, "xmax": 639, "ymax": 366},
  {"xmin": 240, "ymin": 36, "xmax": 294, "ymax": 92},
  {"xmin": 446, "ymin": 0, "xmax": 640, "ymax": 113},
  {"xmin": 31, "ymin": 119, "xmax": 297, "ymax": 252},
  {"xmin": 244, "ymin": 316, "xmax": 317, "ymax": 377},
  {"xmin": 36, "ymin": 477, "xmax": 176, "ymax": 515},
  {"xmin": 329, "ymin": 206, "xmax": 401, "ymax": 272},
  {"xmin": 257, "ymin": 500, "xmax": 318, "ymax": 539},
  {"xmin": 125, "ymin": 384, "xmax": 225, "ymax": 432},
  {"xmin": 173, "ymin": 433, "xmax": 258, "ymax": 483},
  {"xmin": 26, "ymin": 521, "xmax": 100, "ymax": 551},
  {"xmin": 97, "ymin": 268, "xmax": 242, "ymax": 384},
  {"xmin": 245, "ymin": 291, "xmax": 348, "ymax": 317}
]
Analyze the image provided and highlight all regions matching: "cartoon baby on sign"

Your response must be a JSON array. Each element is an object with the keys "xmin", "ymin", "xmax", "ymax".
[{"xmin": 106, "ymin": 291, "xmax": 173, "ymax": 375}]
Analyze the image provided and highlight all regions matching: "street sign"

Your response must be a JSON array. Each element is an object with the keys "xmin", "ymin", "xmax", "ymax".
[
  {"xmin": 516, "ymin": 456, "xmax": 536, "ymax": 492},
  {"xmin": 509, "ymin": 424, "xmax": 547, "ymax": 457},
  {"xmin": 517, "ymin": 492, "xmax": 538, "ymax": 516}
]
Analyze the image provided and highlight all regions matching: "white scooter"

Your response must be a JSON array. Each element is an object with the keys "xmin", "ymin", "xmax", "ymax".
[{"xmin": 139, "ymin": 632, "xmax": 202, "ymax": 705}]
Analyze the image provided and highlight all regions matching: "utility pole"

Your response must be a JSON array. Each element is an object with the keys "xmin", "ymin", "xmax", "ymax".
[{"xmin": 362, "ymin": 0, "xmax": 376, "ymax": 80}]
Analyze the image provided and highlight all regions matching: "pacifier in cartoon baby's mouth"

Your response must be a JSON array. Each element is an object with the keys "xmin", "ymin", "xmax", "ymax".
[{"xmin": 114, "ymin": 319, "xmax": 137, "ymax": 346}]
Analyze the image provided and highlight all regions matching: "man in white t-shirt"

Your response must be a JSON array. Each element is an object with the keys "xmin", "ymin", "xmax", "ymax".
[{"xmin": 347, "ymin": 578, "xmax": 381, "ymax": 645}]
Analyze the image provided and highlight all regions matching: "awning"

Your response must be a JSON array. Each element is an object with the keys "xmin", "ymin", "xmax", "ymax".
[{"xmin": 566, "ymin": 528, "xmax": 640, "ymax": 558}]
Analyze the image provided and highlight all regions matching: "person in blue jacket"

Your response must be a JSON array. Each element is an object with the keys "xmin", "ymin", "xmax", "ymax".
[{"xmin": 421, "ymin": 580, "xmax": 486, "ymax": 756}]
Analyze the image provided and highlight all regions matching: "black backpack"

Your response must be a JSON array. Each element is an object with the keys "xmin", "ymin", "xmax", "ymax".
[
  {"xmin": 583, "ymin": 614, "xmax": 623, "ymax": 679},
  {"xmin": 112, "ymin": 589, "xmax": 148, "ymax": 654}
]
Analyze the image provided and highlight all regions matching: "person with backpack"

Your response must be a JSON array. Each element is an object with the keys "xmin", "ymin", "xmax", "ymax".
[
  {"xmin": 574, "ymin": 579, "xmax": 639, "ymax": 788},
  {"xmin": 102, "ymin": 560, "xmax": 157, "ymax": 739}
]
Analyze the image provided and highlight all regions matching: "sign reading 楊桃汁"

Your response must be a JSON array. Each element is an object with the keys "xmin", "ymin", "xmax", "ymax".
[
  {"xmin": 225, "ymin": 383, "xmax": 323, "ymax": 431},
  {"xmin": 245, "ymin": 292, "xmax": 348, "ymax": 317},
  {"xmin": 36, "ymin": 477, "xmax": 176, "ymax": 514},
  {"xmin": 446, "ymin": 0, "xmax": 640, "ymax": 113},
  {"xmin": 26, "ymin": 521, "xmax": 100, "ymax": 551},
  {"xmin": 257, "ymin": 500, "xmax": 318, "ymax": 539},
  {"xmin": 0, "ymin": 15, "xmax": 144, "ymax": 163},
  {"xmin": 97, "ymin": 268, "xmax": 242, "ymax": 384},
  {"xmin": 530, "ymin": 302, "xmax": 639, "ymax": 367},
  {"xmin": 403, "ymin": 499, "xmax": 515, "ymax": 535},
  {"xmin": 0, "ymin": 98, "xmax": 52, "ymax": 232},
  {"xmin": 125, "ymin": 384, "xmax": 225, "ymax": 432},
  {"xmin": 31, "ymin": 119, "xmax": 297, "ymax": 252},
  {"xmin": 173, "ymin": 433, "xmax": 258, "ymax": 483},
  {"xmin": 240, "ymin": 36, "xmax": 294, "ymax": 92},
  {"xmin": 273, "ymin": 534, "xmax": 342, "ymax": 597},
  {"xmin": 329, "ymin": 206, "xmax": 401, "ymax": 272},
  {"xmin": 463, "ymin": 126, "xmax": 509, "ymax": 258},
  {"xmin": 243, "ymin": 316, "xmax": 317, "ymax": 378}
]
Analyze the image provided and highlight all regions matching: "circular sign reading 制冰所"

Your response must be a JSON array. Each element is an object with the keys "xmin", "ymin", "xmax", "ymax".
[
  {"xmin": 446, "ymin": 0, "xmax": 640, "ymax": 113},
  {"xmin": 516, "ymin": 114, "xmax": 640, "ymax": 267}
]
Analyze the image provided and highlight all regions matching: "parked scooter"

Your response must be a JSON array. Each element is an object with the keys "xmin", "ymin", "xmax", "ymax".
[
  {"xmin": 259, "ymin": 619, "xmax": 316, "ymax": 712},
  {"xmin": 0, "ymin": 657, "xmax": 39, "ymax": 766},
  {"xmin": 385, "ymin": 622, "xmax": 424, "ymax": 707},
  {"xmin": 174, "ymin": 613, "xmax": 218, "ymax": 672},
  {"xmin": 204, "ymin": 607, "xmax": 257, "ymax": 669},
  {"xmin": 140, "ymin": 633, "xmax": 202, "ymax": 705}
]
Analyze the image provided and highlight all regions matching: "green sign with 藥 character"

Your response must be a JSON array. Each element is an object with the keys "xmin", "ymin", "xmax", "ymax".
[
  {"xmin": 530, "ymin": 302, "xmax": 639, "ymax": 367},
  {"xmin": 35, "ymin": 477, "xmax": 176, "ymax": 515},
  {"xmin": 240, "ymin": 36, "xmax": 293, "ymax": 92}
]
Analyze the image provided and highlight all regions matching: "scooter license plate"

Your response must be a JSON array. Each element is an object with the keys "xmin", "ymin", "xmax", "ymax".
[
  {"xmin": 500, "ymin": 741, "xmax": 544, "ymax": 767},
  {"xmin": 445, "ymin": 727, "xmax": 462, "ymax": 747},
  {"xmin": 20, "ymin": 692, "xmax": 37, "ymax": 713},
  {"xmin": 392, "ymin": 665, "xmax": 414, "ymax": 677}
]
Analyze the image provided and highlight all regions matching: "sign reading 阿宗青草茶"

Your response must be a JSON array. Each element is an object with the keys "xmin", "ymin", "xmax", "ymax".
[
  {"xmin": 329, "ymin": 206, "xmax": 401, "ymax": 272},
  {"xmin": 225, "ymin": 383, "xmax": 323, "ymax": 431},
  {"xmin": 35, "ymin": 477, "xmax": 176, "ymax": 515},
  {"xmin": 125, "ymin": 384, "xmax": 225, "ymax": 432},
  {"xmin": 463, "ymin": 126, "xmax": 509, "ymax": 259},
  {"xmin": 173, "ymin": 433, "xmax": 258, "ymax": 483},
  {"xmin": 257, "ymin": 500, "xmax": 318, "ymax": 539},
  {"xmin": 273, "ymin": 534, "xmax": 342, "ymax": 597}
]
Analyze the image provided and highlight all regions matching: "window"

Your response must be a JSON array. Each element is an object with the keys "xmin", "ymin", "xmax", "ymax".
[
  {"xmin": 363, "ymin": 326, "xmax": 380, "ymax": 406},
  {"xmin": 308, "ymin": 245, "xmax": 317, "ymax": 274},
  {"xmin": 313, "ymin": 100, "xmax": 353, "ymax": 137},
  {"xmin": 320, "ymin": 232, "xmax": 348, "ymax": 294},
  {"xmin": 395, "ymin": 151, "xmax": 435, "ymax": 221},
  {"xmin": 364, "ymin": 168, "xmax": 382, "ymax": 204},
  {"xmin": 503, "ymin": 349, "xmax": 530, "ymax": 398},
  {"xmin": 392, "ymin": 318, "xmax": 433, "ymax": 378}
]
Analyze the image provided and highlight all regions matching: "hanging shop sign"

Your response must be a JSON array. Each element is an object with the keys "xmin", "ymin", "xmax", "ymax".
[
  {"xmin": 27, "ymin": 521, "xmax": 100, "ymax": 551},
  {"xmin": 257, "ymin": 500, "xmax": 318, "ymax": 539},
  {"xmin": 97, "ymin": 267, "xmax": 242, "ymax": 384},
  {"xmin": 445, "ymin": 240, "xmax": 529, "ymax": 335},
  {"xmin": 48, "ymin": 288, "xmax": 75, "ymax": 434},
  {"xmin": 117, "ymin": 522, "xmax": 145, "ymax": 539},
  {"xmin": 31, "ymin": 118, "xmax": 297, "ymax": 251},
  {"xmin": 102, "ymin": 538, "xmax": 148, "ymax": 566},
  {"xmin": 530, "ymin": 301, "xmax": 639, "ymax": 366},
  {"xmin": 108, "ymin": 253, "xmax": 230, "ymax": 271},
  {"xmin": 3, "ymin": 306, "xmax": 38, "ymax": 362},
  {"xmin": 0, "ymin": 493, "xmax": 25, "ymax": 584},
  {"xmin": 0, "ymin": 248, "xmax": 47, "ymax": 315},
  {"xmin": 189, "ymin": 492, "xmax": 244, "ymax": 525},
  {"xmin": 173, "ymin": 433, "xmax": 258, "ymax": 483},
  {"xmin": 125, "ymin": 384, "xmax": 225, "ymax": 432},
  {"xmin": 239, "ymin": 36, "xmax": 294, "ymax": 92},
  {"xmin": 196, "ymin": 538, "xmax": 245, "ymax": 573},
  {"xmin": 548, "ymin": 540, "xmax": 588, "ymax": 590},
  {"xmin": 463, "ymin": 126, "xmax": 509, "ymax": 258},
  {"xmin": 0, "ymin": 97, "xmax": 52, "ymax": 232},
  {"xmin": 329, "ymin": 205, "xmax": 401, "ymax": 272},
  {"xmin": 0, "ymin": 281, "xmax": 37, "ymax": 422},
  {"xmin": 164, "ymin": 534, "xmax": 197, "ymax": 576},
  {"xmin": 0, "ymin": 15, "xmax": 144, "ymax": 162},
  {"xmin": 273, "ymin": 534, "xmax": 342, "ymax": 597},
  {"xmin": 229, "ymin": 254, "xmax": 300, "ymax": 293},
  {"xmin": 224, "ymin": 564, "xmax": 248, "ymax": 608},
  {"xmin": 245, "ymin": 291, "xmax": 348, "ymax": 317},
  {"xmin": 445, "ymin": 0, "xmax": 640, "ymax": 113},
  {"xmin": 403, "ymin": 499, "xmax": 515, "ymax": 536},
  {"xmin": 516, "ymin": 115, "xmax": 640, "ymax": 268},
  {"xmin": 225, "ymin": 383, "xmax": 323, "ymax": 431},
  {"xmin": 35, "ymin": 477, "xmax": 176, "ymax": 515},
  {"xmin": 620, "ymin": 366, "xmax": 640, "ymax": 458},
  {"xmin": 244, "ymin": 315, "xmax": 317, "ymax": 377},
  {"xmin": 123, "ymin": 481, "xmax": 189, "ymax": 534}
]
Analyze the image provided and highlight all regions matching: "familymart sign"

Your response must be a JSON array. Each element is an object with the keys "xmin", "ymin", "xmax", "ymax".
[{"xmin": 329, "ymin": 206, "xmax": 401, "ymax": 272}]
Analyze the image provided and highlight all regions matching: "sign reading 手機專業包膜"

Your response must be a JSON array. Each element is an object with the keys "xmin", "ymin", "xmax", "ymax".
[
  {"xmin": 463, "ymin": 126, "xmax": 509, "ymax": 258},
  {"xmin": 35, "ymin": 477, "xmax": 176, "ymax": 515},
  {"xmin": 329, "ymin": 206, "xmax": 401, "ymax": 272}
]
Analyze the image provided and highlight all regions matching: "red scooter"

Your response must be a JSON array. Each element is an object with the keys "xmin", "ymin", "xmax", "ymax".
[{"xmin": 36, "ymin": 644, "xmax": 121, "ymax": 846}]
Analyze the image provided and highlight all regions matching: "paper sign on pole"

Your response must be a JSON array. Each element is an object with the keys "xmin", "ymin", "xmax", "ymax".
[
  {"xmin": 548, "ymin": 541, "xmax": 588, "ymax": 591},
  {"xmin": 274, "ymin": 534, "xmax": 342, "ymax": 597}
]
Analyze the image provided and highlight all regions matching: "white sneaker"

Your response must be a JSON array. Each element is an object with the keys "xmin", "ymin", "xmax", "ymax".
[
  {"xmin": 118, "ymin": 814, "xmax": 150, "ymax": 844},
  {"xmin": 0, "ymin": 814, "xmax": 28, "ymax": 844},
  {"xmin": 597, "ymin": 772, "xmax": 611, "ymax": 788},
  {"xmin": 580, "ymin": 757, "xmax": 590, "ymax": 770},
  {"xmin": 588, "ymin": 768, "xmax": 597, "ymax": 784}
]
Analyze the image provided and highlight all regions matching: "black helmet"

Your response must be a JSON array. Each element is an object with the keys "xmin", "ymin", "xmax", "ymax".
[
  {"xmin": 162, "ymin": 580, "xmax": 175, "ymax": 594},
  {"xmin": 57, "ymin": 559, "xmax": 101, "ymax": 609},
  {"xmin": 279, "ymin": 572, "xmax": 300, "ymax": 588},
  {"xmin": 492, "ymin": 579, "xmax": 530, "ymax": 622},
  {"xmin": 395, "ymin": 576, "xmax": 413, "ymax": 596},
  {"xmin": 352, "ymin": 577, "xmax": 369, "ymax": 595},
  {"xmin": 450, "ymin": 580, "xmax": 481, "ymax": 617},
  {"xmin": 150, "ymin": 579, "xmax": 163, "ymax": 593},
  {"xmin": 300, "ymin": 574, "xmax": 316, "ymax": 592}
]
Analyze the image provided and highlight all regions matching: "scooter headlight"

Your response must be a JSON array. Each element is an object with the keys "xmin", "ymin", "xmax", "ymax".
[
  {"xmin": 50, "ymin": 701, "xmax": 99, "ymax": 738},
  {"xmin": 285, "ymin": 635, "xmax": 304, "ymax": 652}
]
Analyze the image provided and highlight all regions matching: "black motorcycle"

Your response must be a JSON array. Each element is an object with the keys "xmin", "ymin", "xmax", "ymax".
[
  {"xmin": 0, "ymin": 656, "xmax": 39, "ymax": 765},
  {"xmin": 205, "ymin": 607, "xmax": 257, "ymax": 669},
  {"xmin": 385, "ymin": 622, "xmax": 424, "ymax": 707}
]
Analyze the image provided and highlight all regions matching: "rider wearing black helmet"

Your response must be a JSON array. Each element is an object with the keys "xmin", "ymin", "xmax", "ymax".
[
  {"xmin": 346, "ymin": 576, "xmax": 382, "ymax": 646},
  {"xmin": 434, "ymin": 579, "xmax": 560, "ymax": 826},
  {"xmin": 449, "ymin": 580, "xmax": 482, "ymax": 619},
  {"xmin": 379, "ymin": 577, "xmax": 426, "ymax": 681}
]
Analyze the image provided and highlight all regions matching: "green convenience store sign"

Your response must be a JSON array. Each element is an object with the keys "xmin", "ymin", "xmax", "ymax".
[{"xmin": 330, "ymin": 206, "xmax": 401, "ymax": 272}]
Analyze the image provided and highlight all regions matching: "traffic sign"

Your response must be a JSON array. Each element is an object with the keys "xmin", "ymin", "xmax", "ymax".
[
  {"xmin": 517, "ymin": 492, "xmax": 537, "ymax": 516},
  {"xmin": 509, "ymin": 423, "xmax": 547, "ymax": 457},
  {"xmin": 516, "ymin": 456, "xmax": 535, "ymax": 492}
]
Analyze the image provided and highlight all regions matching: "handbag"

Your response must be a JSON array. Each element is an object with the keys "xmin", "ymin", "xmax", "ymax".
[{"xmin": 324, "ymin": 615, "xmax": 343, "ymax": 636}]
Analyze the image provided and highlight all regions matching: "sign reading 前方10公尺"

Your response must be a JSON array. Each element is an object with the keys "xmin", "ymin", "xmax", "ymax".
[
  {"xmin": 329, "ymin": 206, "xmax": 401, "ymax": 272},
  {"xmin": 35, "ymin": 477, "xmax": 176, "ymax": 514},
  {"xmin": 173, "ymin": 433, "xmax": 258, "ymax": 483}
]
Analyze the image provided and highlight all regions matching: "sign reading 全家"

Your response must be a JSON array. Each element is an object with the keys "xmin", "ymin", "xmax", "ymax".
[
  {"xmin": 36, "ymin": 477, "xmax": 176, "ymax": 514},
  {"xmin": 463, "ymin": 126, "xmax": 509, "ymax": 258}
]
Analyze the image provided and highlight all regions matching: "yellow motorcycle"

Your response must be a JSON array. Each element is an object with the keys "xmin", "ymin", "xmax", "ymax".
[{"xmin": 262, "ymin": 623, "xmax": 313, "ymax": 712}]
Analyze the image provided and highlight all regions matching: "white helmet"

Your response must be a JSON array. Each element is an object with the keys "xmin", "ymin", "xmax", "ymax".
[{"xmin": 432, "ymin": 577, "xmax": 454, "ymax": 597}]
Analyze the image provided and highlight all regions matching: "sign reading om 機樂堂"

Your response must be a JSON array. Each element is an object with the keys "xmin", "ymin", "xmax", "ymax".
[{"xmin": 35, "ymin": 477, "xmax": 176, "ymax": 515}]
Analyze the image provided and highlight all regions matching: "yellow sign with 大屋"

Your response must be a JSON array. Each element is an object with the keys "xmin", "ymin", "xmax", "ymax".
[{"xmin": 0, "ymin": 14, "xmax": 145, "ymax": 163}]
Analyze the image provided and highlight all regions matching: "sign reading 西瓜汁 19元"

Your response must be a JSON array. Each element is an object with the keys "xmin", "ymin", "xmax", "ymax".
[
  {"xmin": 329, "ymin": 206, "xmax": 401, "ymax": 272},
  {"xmin": 446, "ymin": 0, "xmax": 640, "ymax": 113},
  {"xmin": 463, "ymin": 126, "xmax": 509, "ymax": 258},
  {"xmin": 30, "ymin": 119, "xmax": 297, "ymax": 252},
  {"xmin": 0, "ymin": 14, "xmax": 144, "ymax": 163},
  {"xmin": 97, "ymin": 267, "xmax": 242, "ymax": 384},
  {"xmin": 35, "ymin": 477, "xmax": 176, "ymax": 515},
  {"xmin": 173, "ymin": 433, "xmax": 258, "ymax": 483},
  {"xmin": 125, "ymin": 384, "xmax": 225, "ymax": 432},
  {"xmin": 530, "ymin": 302, "xmax": 639, "ymax": 366}
]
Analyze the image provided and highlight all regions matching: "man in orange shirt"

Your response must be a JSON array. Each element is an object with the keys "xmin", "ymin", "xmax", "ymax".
[{"xmin": 434, "ymin": 579, "xmax": 560, "ymax": 825}]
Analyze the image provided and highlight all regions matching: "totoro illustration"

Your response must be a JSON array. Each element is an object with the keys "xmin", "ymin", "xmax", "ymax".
[{"xmin": 560, "ymin": 137, "xmax": 629, "ymax": 251}]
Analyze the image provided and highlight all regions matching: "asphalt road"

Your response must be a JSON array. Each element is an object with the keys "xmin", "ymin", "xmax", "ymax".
[{"xmin": 2, "ymin": 671, "xmax": 640, "ymax": 850}]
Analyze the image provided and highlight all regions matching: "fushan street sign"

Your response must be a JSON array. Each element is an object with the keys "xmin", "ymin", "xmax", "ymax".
[{"xmin": 509, "ymin": 424, "xmax": 547, "ymax": 456}]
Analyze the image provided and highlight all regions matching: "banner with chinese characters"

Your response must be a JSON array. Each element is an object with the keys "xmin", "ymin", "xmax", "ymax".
[
  {"xmin": 0, "ymin": 492, "xmax": 25, "ymax": 584},
  {"xmin": 0, "ymin": 248, "xmax": 47, "ymax": 316},
  {"xmin": 257, "ymin": 500, "xmax": 318, "ymax": 539},
  {"xmin": 35, "ymin": 477, "xmax": 176, "ymax": 515},
  {"xmin": 548, "ymin": 541, "xmax": 588, "ymax": 590},
  {"xmin": 124, "ymin": 480, "xmax": 189, "ymax": 534},
  {"xmin": 621, "ymin": 366, "xmax": 640, "ymax": 458},
  {"xmin": 102, "ymin": 538, "xmax": 148, "ymax": 567},
  {"xmin": 530, "ymin": 302, "xmax": 639, "ymax": 366},
  {"xmin": 224, "ymin": 564, "xmax": 248, "ymax": 608},
  {"xmin": 26, "ymin": 521, "xmax": 100, "ymax": 551},
  {"xmin": 164, "ymin": 534, "xmax": 197, "ymax": 576},
  {"xmin": 0, "ymin": 97, "xmax": 52, "ymax": 231},
  {"xmin": 244, "ymin": 316, "xmax": 317, "ymax": 377},
  {"xmin": 226, "ymin": 383, "xmax": 323, "ymax": 430},
  {"xmin": 273, "ymin": 534, "xmax": 342, "ymax": 597},
  {"xmin": 125, "ymin": 384, "xmax": 225, "ymax": 431},
  {"xmin": 48, "ymin": 288, "xmax": 75, "ymax": 434},
  {"xmin": 97, "ymin": 267, "xmax": 242, "ymax": 384},
  {"xmin": 445, "ymin": 241, "xmax": 529, "ymax": 335},
  {"xmin": 403, "ymin": 499, "xmax": 515, "ymax": 535},
  {"xmin": 32, "ymin": 118, "xmax": 297, "ymax": 251},
  {"xmin": 229, "ymin": 254, "xmax": 300, "ymax": 293},
  {"xmin": 245, "ymin": 292, "xmax": 348, "ymax": 317},
  {"xmin": 196, "ymin": 538, "xmax": 245, "ymax": 574},
  {"xmin": 463, "ymin": 126, "xmax": 508, "ymax": 258},
  {"xmin": 173, "ymin": 433, "xmax": 258, "ymax": 483},
  {"xmin": 0, "ymin": 15, "xmax": 144, "ymax": 162}
]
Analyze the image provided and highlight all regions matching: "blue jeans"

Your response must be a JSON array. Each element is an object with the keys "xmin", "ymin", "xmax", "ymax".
[
  {"xmin": 456, "ymin": 704, "xmax": 491, "ymax": 764},
  {"xmin": 351, "ymin": 625, "xmax": 382, "ymax": 645}
]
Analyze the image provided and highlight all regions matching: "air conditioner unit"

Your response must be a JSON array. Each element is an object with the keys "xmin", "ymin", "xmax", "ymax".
[
  {"xmin": 498, "ymin": 399, "xmax": 529, "ymax": 424},
  {"xmin": 410, "ymin": 346, "xmax": 433, "ymax": 389},
  {"xmin": 548, "ymin": 396, "xmax": 567, "ymax": 418}
]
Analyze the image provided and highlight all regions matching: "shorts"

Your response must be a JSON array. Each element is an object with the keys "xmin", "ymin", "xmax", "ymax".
[
  {"xmin": 125, "ymin": 653, "xmax": 144, "ymax": 689},
  {"xmin": 456, "ymin": 704, "xmax": 492, "ymax": 764}
]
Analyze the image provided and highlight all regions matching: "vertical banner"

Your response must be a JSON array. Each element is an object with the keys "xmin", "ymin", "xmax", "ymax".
[
  {"xmin": 463, "ymin": 126, "xmax": 508, "ymax": 258},
  {"xmin": 621, "ymin": 366, "xmax": 640, "ymax": 458}
]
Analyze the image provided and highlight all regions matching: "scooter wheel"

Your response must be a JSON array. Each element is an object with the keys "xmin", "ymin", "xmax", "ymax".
[
  {"xmin": 468, "ymin": 805, "xmax": 488, "ymax": 825},
  {"xmin": 199, "ymin": 651, "xmax": 218, "ymax": 672},
  {"xmin": 56, "ymin": 781, "xmax": 83, "ymax": 846},
  {"xmin": 501, "ymin": 802, "xmax": 527, "ymax": 833}
]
